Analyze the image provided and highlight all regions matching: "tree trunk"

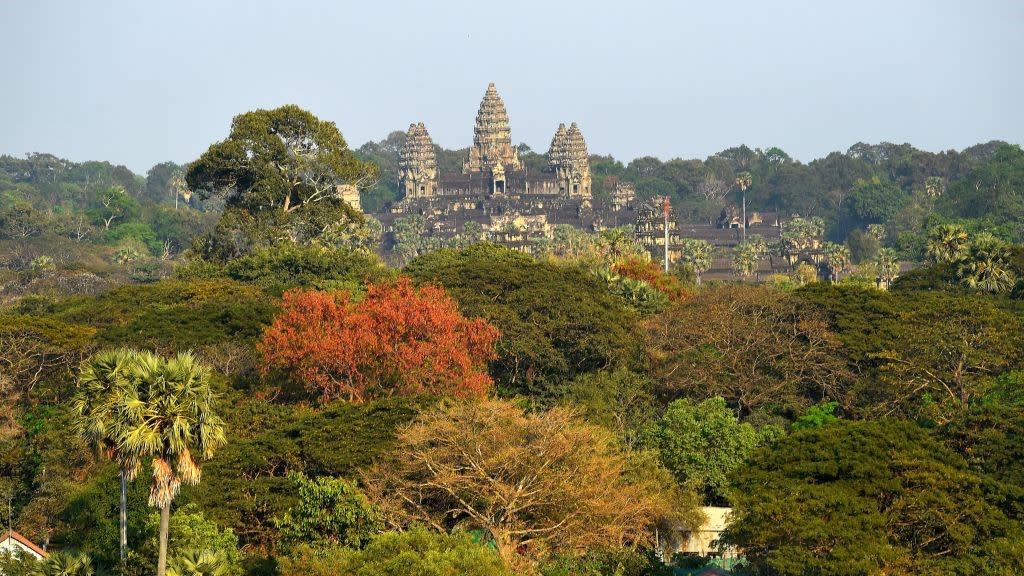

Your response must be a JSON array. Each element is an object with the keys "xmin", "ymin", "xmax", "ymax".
[
  {"xmin": 741, "ymin": 191, "xmax": 747, "ymax": 244},
  {"xmin": 489, "ymin": 529, "xmax": 520, "ymax": 571},
  {"xmin": 120, "ymin": 470, "xmax": 128, "ymax": 560},
  {"xmin": 157, "ymin": 502, "xmax": 171, "ymax": 576}
]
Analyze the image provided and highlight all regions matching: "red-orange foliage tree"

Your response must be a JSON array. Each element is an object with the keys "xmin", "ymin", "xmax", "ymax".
[
  {"xmin": 259, "ymin": 277, "xmax": 499, "ymax": 402},
  {"xmin": 611, "ymin": 256, "xmax": 690, "ymax": 302}
]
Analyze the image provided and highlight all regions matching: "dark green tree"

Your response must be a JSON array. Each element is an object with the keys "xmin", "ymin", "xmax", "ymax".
[
  {"xmin": 186, "ymin": 105, "xmax": 377, "ymax": 259},
  {"xmin": 404, "ymin": 244, "xmax": 645, "ymax": 398},
  {"xmin": 848, "ymin": 176, "xmax": 904, "ymax": 224},
  {"xmin": 275, "ymin": 473, "xmax": 382, "ymax": 551},
  {"xmin": 644, "ymin": 397, "xmax": 780, "ymax": 505},
  {"xmin": 723, "ymin": 420, "xmax": 1024, "ymax": 575},
  {"xmin": 278, "ymin": 527, "xmax": 514, "ymax": 576}
]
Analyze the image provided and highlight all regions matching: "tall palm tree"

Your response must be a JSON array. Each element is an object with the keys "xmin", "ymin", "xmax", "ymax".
[
  {"xmin": 822, "ymin": 242, "xmax": 852, "ymax": 283},
  {"xmin": 875, "ymin": 248, "xmax": 900, "ymax": 289},
  {"xmin": 925, "ymin": 223, "xmax": 969, "ymax": 264},
  {"xmin": 680, "ymin": 238, "xmax": 713, "ymax": 285},
  {"xmin": 734, "ymin": 172, "xmax": 753, "ymax": 243},
  {"xmin": 596, "ymin": 226, "xmax": 639, "ymax": 265},
  {"xmin": 115, "ymin": 351, "xmax": 227, "ymax": 576},
  {"xmin": 957, "ymin": 234, "xmax": 1017, "ymax": 293},
  {"xmin": 71, "ymin": 348, "xmax": 141, "ymax": 561}
]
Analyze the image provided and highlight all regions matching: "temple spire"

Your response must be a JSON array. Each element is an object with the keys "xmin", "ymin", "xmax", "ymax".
[
  {"xmin": 464, "ymin": 83, "xmax": 522, "ymax": 173},
  {"xmin": 398, "ymin": 122, "xmax": 437, "ymax": 198},
  {"xmin": 547, "ymin": 123, "xmax": 568, "ymax": 167}
]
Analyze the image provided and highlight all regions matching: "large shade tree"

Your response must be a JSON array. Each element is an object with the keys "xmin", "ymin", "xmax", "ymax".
[
  {"xmin": 185, "ymin": 105, "xmax": 378, "ymax": 259},
  {"xmin": 278, "ymin": 527, "xmax": 515, "ymax": 576},
  {"xmin": 404, "ymin": 244, "xmax": 646, "ymax": 399},
  {"xmin": 723, "ymin": 420, "xmax": 1024, "ymax": 575},
  {"xmin": 645, "ymin": 397, "xmax": 780, "ymax": 505},
  {"xmin": 362, "ymin": 399, "xmax": 699, "ymax": 568},
  {"xmin": 646, "ymin": 284, "xmax": 851, "ymax": 418},
  {"xmin": 259, "ymin": 277, "xmax": 499, "ymax": 402}
]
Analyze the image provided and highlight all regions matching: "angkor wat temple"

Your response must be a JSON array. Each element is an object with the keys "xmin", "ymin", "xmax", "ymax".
[
  {"xmin": 377, "ymin": 83, "xmax": 598, "ymax": 250},
  {"xmin": 374, "ymin": 83, "xmax": 798, "ymax": 276}
]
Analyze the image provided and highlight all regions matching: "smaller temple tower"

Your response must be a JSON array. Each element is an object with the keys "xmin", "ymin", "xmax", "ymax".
[
  {"xmin": 398, "ymin": 122, "xmax": 437, "ymax": 199},
  {"xmin": 546, "ymin": 121, "xmax": 592, "ymax": 201}
]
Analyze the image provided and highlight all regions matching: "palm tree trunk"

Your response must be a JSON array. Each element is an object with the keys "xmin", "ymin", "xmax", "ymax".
[
  {"xmin": 157, "ymin": 502, "xmax": 170, "ymax": 576},
  {"xmin": 741, "ymin": 191, "xmax": 747, "ymax": 244},
  {"xmin": 120, "ymin": 470, "xmax": 128, "ymax": 560}
]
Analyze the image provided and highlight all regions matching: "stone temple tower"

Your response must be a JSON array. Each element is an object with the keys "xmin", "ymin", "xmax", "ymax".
[
  {"xmin": 546, "ymin": 121, "xmax": 592, "ymax": 200},
  {"xmin": 548, "ymin": 123, "xmax": 569, "ymax": 168},
  {"xmin": 398, "ymin": 122, "xmax": 437, "ymax": 198},
  {"xmin": 463, "ymin": 83, "xmax": 523, "ymax": 174}
]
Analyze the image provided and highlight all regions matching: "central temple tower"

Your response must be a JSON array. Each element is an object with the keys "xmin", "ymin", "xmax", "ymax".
[{"xmin": 463, "ymin": 83, "xmax": 523, "ymax": 174}]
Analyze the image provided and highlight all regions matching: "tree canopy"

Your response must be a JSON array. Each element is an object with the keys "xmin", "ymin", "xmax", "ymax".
[
  {"xmin": 363, "ymin": 399, "xmax": 699, "ymax": 568},
  {"xmin": 404, "ymin": 244, "xmax": 646, "ymax": 398},
  {"xmin": 185, "ymin": 105, "xmax": 377, "ymax": 259},
  {"xmin": 724, "ymin": 420, "xmax": 1024, "ymax": 575},
  {"xmin": 259, "ymin": 278, "xmax": 499, "ymax": 402}
]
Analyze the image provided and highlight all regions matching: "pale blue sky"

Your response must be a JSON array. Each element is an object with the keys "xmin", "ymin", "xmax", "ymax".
[{"xmin": 1, "ymin": 0, "xmax": 1021, "ymax": 173}]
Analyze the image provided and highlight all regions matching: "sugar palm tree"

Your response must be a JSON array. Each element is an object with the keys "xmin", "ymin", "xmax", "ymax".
[
  {"xmin": 37, "ymin": 551, "xmax": 94, "ymax": 576},
  {"xmin": 679, "ymin": 238, "xmax": 713, "ymax": 285},
  {"xmin": 71, "ymin": 348, "xmax": 141, "ymax": 561},
  {"xmin": 924, "ymin": 176, "xmax": 945, "ymax": 198},
  {"xmin": 957, "ymin": 234, "xmax": 1017, "ymax": 293},
  {"xmin": 732, "ymin": 240, "xmax": 761, "ymax": 280},
  {"xmin": 875, "ymin": 248, "xmax": 900, "ymax": 289},
  {"xmin": 597, "ymin": 226, "xmax": 640, "ymax": 265},
  {"xmin": 734, "ymin": 172, "xmax": 753, "ymax": 243},
  {"xmin": 925, "ymin": 223, "xmax": 969, "ymax": 264},
  {"xmin": 167, "ymin": 549, "xmax": 230, "ymax": 576},
  {"xmin": 822, "ymin": 242, "xmax": 852, "ymax": 283},
  {"xmin": 115, "ymin": 351, "xmax": 227, "ymax": 576}
]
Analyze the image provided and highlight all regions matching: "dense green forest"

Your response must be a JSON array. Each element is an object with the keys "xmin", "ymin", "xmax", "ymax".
[
  {"xmin": 2, "ymin": 106, "xmax": 1024, "ymax": 576},
  {"xmin": 0, "ymin": 154, "xmax": 219, "ymax": 299}
]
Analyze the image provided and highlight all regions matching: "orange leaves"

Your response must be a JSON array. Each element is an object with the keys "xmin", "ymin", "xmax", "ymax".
[
  {"xmin": 611, "ymin": 256, "xmax": 690, "ymax": 302},
  {"xmin": 259, "ymin": 277, "xmax": 499, "ymax": 402}
]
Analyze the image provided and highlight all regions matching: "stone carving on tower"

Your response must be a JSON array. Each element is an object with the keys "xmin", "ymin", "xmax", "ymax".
[
  {"xmin": 398, "ymin": 122, "xmax": 437, "ymax": 199},
  {"xmin": 463, "ymin": 83, "xmax": 522, "ymax": 174}
]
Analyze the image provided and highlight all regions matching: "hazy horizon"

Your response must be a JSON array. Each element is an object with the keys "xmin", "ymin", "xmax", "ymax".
[{"xmin": 2, "ymin": 0, "xmax": 1022, "ymax": 174}]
